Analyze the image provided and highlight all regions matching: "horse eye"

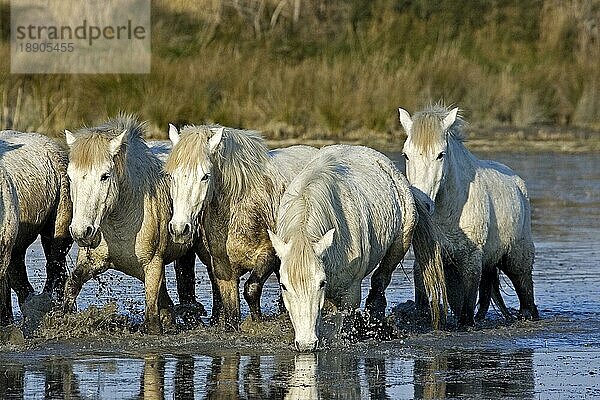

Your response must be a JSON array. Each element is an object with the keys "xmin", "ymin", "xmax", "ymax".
[
  {"xmin": 436, "ymin": 152, "xmax": 446, "ymax": 160},
  {"xmin": 280, "ymin": 283, "xmax": 287, "ymax": 292},
  {"xmin": 402, "ymin": 152, "xmax": 409, "ymax": 160},
  {"xmin": 319, "ymin": 280, "xmax": 327, "ymax": 290},
  {"xmin": 201, "ymin": 173, "xmax": 210, "ymax": 182},
  {"xmin": 100, "ymin": 173, "xmax": 110, "ymax": 182}
]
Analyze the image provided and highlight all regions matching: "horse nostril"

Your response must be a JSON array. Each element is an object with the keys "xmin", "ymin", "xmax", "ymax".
[
  {"xmin": 295, "ymin": 341, "xmax": 300, "ymax": 351},
  {"xmin": 312, "ymin": 340, "xmax": 318, "ymax": 351},
  {"xmin": 168, "ymin": 222, "xmax": 175, "ymax": 235},
  {"xmin": 85, "ymin": 225, "xmax": 94, "ymax": 239},
  {"xmin": 182, "ymin": 223, "xmax": 191, "ymax": 236}
]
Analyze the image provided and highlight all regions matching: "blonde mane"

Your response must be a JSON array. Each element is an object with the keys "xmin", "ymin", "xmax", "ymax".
[
  {"xmin": 70, "ymin": 114, "xmax": 163, "ymax": 190},
  {"xmin": 278, "ymin": 154, "xmax": 350, "ymax": 293},
  {"xmin": 411, "ymin": 104, "xmax": 465, "ymax": 153},
  {"xmin": 165, "ymin": 125, "xmax": 271, "ymax": 201}
]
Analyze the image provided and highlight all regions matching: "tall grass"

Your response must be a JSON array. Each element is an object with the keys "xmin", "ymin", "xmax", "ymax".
[{"xmin": 0, "ymin": 0, "xmax": 598, "ymax": 139}]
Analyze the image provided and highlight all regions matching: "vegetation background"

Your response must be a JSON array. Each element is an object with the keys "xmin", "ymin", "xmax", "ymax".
[{"xmin": 0, "ymin": 0, "xmax": 598, "ymax": 146}]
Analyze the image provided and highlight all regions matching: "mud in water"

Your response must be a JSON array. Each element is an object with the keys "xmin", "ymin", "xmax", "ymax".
[{"xmin": 1, "ymin": 151, "xmax": 599, "ymax": 399}]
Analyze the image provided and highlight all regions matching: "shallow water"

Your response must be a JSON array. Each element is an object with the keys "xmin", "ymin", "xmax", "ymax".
[{"xmin": 2, "ymin": 151, "xmax": 600, "ymax": 399}]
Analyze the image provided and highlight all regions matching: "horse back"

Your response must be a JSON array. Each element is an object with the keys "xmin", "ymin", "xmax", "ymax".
[{"xmin": 0, "ymin": 131, "xmax": 67, "ymax": 245}]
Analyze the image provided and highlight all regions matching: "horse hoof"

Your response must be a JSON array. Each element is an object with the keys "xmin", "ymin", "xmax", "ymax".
[
  {"xmin": 143, "ymin": 320, "xmax": 163, "ymax": 335},
  {"xmin": 518, "ymin": 307, "xmax": 539, "ymax": 321}
]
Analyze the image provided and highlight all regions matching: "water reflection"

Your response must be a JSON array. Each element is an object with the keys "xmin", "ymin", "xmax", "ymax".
[
  {"xmin": 0, "ymin": 348, "xmax": 539, "ymax": 399},
  {"xmin": 413, "ymin": 350, "xmax": 535, "ymax": 399}
]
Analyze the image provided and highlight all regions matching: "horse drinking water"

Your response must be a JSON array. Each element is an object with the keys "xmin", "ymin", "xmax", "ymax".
[
  {"xmin": 268, "ymin": 145, "xmax": 447, "ymax": 351},
  {"xmin": 63, "ymin": 115, "xmax": 205, "ymax": 334},
  {"xmin": 398, "ymin": 104, "xmax": 538, "ymax": 326},
  {"xmin": 165, "ymin": 124, "xmax": 316, "ymax": 329}
]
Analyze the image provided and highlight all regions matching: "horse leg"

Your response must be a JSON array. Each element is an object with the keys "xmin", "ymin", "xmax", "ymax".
[
  {"xmin": 41, "ymin": 189, "xmax": 73, "ymax": 304},
  {"xmin": 365, "ymin": 245, "xmax": 405, "ymax": 320},
  {"xmin": 412, "ymin": 261, "xmax": 431, "ymax": 320},
  {"xmin": 174, "ymin": 249, "xmax": 196, "ymax": 305},
  {"xmin": 63, "ymin": 249, "xmax": 109, "ymax": 313},
  {"xmin": 457, "ymin": 251, "xmax": 482, "ymax": 328},
  {"xmin": 243, "ymin": 253, "xmax": 278, "ymax": 321},
  {"xmin": 7, "ymin": 251, "xmax": 34, "ymax": 305},
  {"xmin": 143, "ymin": 258, "xmax": 166, "ymax": 335},
  {"xmin": 209, "ymin": 255, "xmax": 241, "ymax": 330},
  {"xmin": 40, "ymin": 233, "xmax": 73, "ymax": 304},
  {"xmin": 502, "ymin": 241, "xmax": 538, "ymax": 320},
  {"xmin": 0, "ymin": 250, "xmax": 12, "ymax": 325},
  {"xmin": 0, "ymin": 277, "xmax": 11, "ymax": 325},
  {"xmin": 477, "ymin": 263, "xmax": 513, "ymax": 322},
  {"xmin": 158, "ymin": 274, "xmax": 175, "ymax": 330},
  {"xmin": 215, "ymin": 277, "xmax": 241, "ymax": 330},
  {"xmin": 475, "ymin": 264, "xmax": 494, "ymax": 322}
]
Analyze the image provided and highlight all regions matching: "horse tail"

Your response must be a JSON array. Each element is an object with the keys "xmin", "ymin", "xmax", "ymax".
[
  {"xmin": 410, "ymin": 187, "xmax": 449, "ymax": 330},
  {"xmin": 490, "ymin": 270, "xmax": 513, "ymax": 320}
]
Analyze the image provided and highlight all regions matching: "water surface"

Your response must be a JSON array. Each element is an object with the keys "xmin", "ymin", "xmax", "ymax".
[{"xmin": 2, "ymin": 151, "xmax": 599, "ymax": 399}]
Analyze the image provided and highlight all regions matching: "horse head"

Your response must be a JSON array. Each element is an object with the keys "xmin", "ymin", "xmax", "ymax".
[
  {"xmin": 165, "ymin": 124, "xmax": 223, "ymax": 244},
  {"xmin": 268, "ymin": 228, "xmax": 334, "ymax": 352},
  {"xmin": 65, "ymin": 127, "xmax": 127, "ymax": 248},
  {"xmin": 399, "ymin": 106, "xmax": 459, "ymax": 214}
]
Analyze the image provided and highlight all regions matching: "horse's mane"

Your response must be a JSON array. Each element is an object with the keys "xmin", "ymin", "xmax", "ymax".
[
  {"xmin": 70, "ymin": 114, "xmax": 162, "ymax": 189},
  {"xmin": 278, "ymin": 154, "xmax": 349, "ymax": 293},
  {"xmin": 69, "ymin": 113, "xmax": 146, "ymax": 168},
  {"xmin": 166, "ymin": 125, "xmax": 271, "ymax": 200},
  {"xmin": 411, "ymin": 104, "xmax": 466, "ymax": 153}
]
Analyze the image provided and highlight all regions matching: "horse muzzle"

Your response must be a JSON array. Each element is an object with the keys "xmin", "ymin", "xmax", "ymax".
[
  {"xmin": 294, "ymin": 338, "xmax": 320, "ymax": 352},
  {"xmin": 69, "ymin": 224, "xmax": 101, "ymax": 248},
  {"xmin": 168, "ymin": 220, "xmax": 194, "ymax": 245}
]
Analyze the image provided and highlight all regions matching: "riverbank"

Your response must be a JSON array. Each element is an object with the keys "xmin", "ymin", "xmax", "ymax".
[{"xmin": 263, "ymin": 125, "xmax": 600, "ymax": 154}]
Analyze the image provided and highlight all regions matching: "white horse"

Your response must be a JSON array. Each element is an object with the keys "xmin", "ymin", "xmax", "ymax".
[
  {"xmin": 268, "ymin": 144, "xmax": 446, "ymax": 351},
  {"xmin": 399, "ymin": 104, "xmax": 538, "ymax": 326},
  {"xmin": 0, "ymin": 163, "xmax": 19, "ymax": 325},
  {"xmin": 165, "ymin": 124, "xmax": 316, "ymax": 329},
  {"xmin": 0, "ymin": 131, "xmax": 73, "ymax": 322},
  {"xmin": 63, "ymin": 115, "xmax": 207, "ymax": 334}
]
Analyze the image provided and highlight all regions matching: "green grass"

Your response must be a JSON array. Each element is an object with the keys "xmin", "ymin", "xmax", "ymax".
[{"xmin": 1, "ymin": 0, "xmax": 598, "ymax": 139}]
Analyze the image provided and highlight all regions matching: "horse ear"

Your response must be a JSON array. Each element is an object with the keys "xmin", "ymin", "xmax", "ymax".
[
  {"xmin": 208, "ymin": 127, "xmax": 224, "ymax": 154},
  {"xmin": 313, "ymin": 228, "xmax": 335, "ymax": 257},
  {"xmin": 168, "ymin": 124, "xmax": 180, "ymax": 146},
  {"xmin": 65, "ymin": 130, "xmax": 76, "ymax": 147},
  {"xmin": 442, "ymin": 108, "xmax": 459, "ymax": 132},
  {"xmin": 109, "ymin": 130, "xmax": 127, "ymax": 156},
  {"xmin": 398, "ymin": 108, "xmax": 413, "ymax": 134},
  {"xmin": 268, "ymin": 229, "xmax": 290, "ymax": 258}
]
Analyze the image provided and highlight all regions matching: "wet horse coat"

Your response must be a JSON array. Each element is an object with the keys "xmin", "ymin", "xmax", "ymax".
[
  {"xmin": 269, "ymin": 145, "xmax": 447, "ymax": 351},
  {"xmin": 64, "ymin": 115, "xmax": 205, "ymax": 333},
  {"xmin": 399, "ymin": 104, "xmax": 538, "ymax": 325},
  {"xmin": 0, "ymin": 131, "xmax": 73, "ymax": 322},
  {"xmin": 166, "ymin": 124, "xmax": 316, "ymax": 329}
]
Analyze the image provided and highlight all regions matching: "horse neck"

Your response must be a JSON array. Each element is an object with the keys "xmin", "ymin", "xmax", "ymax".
[
  {"xmin": 212, "ymin": 150, "xmax": 275, "ymax": 207},
  {"xmin": 436, "ymin": 138, "xmax": 478, "ymax": 213},
  {"xmin": 108, "ymin": 146, "xmax": 163, "ymax": 221}
]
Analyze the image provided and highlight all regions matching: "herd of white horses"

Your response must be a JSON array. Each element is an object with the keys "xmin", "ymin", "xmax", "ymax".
[{"xmin": 0, "ymin": 104, "xmax": 538, "ymax": 351}]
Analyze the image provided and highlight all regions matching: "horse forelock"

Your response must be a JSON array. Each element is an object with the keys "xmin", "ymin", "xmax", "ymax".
[
  {"xmin": 164, "ymin": 125, "xmax": 212, "ymax": 173},
  {"xmin": 166, "ymin": 125, "xmax": 271, "ymax": 200},
  {"xmin": 285, "ymin": 236, "xmax": 322, "ymax": 295},
  {"xmin": 410, "ymin": 105, "xmax": 465, "ymax": 153},
  {"xmin": 69, "ymin": 114, "xmax": 145, "ymax": 171}
]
